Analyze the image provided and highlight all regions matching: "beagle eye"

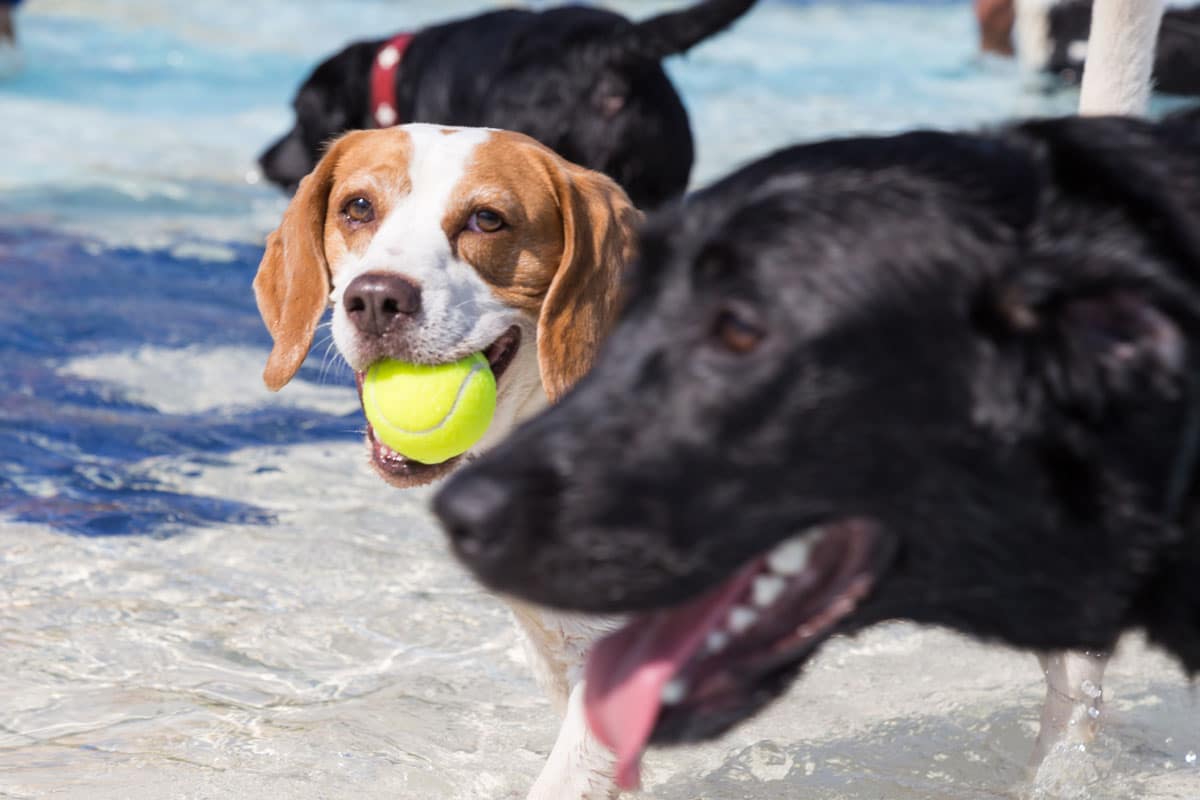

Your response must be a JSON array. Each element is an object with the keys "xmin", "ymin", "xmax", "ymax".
[
  {"xmin": 712, "ymin": 308, "xmax": 765, "ymax": 354},
  {"xmin": 342, "ymin": 196, "xmax": 375, "ymax": 224},
  {"xmin": 467, "ymin": 209, "xmax": 505, "ymax": 234}
]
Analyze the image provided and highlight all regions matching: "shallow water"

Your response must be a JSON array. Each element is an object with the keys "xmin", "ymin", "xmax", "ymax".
[{"xmin": 0, "ymin": 1, "xmax": 1197, "ymax": 798}]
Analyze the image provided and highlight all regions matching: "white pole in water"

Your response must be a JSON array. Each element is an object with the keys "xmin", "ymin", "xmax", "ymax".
[{"xmin": 1077, "ymin": 0, "xmax": 1166, "ymax": 115}]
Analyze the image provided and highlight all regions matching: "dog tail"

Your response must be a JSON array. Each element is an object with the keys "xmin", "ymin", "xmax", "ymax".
[{"xmin": 606, "ymin": 0, "xmax": 758, "ymax": 63}]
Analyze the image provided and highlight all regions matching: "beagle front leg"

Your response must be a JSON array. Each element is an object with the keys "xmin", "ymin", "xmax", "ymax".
[
  {"xmin": 527, "ymin": 681, "xmax": 621, "ymax": 800},
  {"xmin": 508, "ymin": 603, "xmax": 623, "ymax": 799}
]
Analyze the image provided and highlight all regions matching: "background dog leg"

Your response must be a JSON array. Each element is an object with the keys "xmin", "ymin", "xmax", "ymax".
[
  {"xmin": 1029, "ymin": 650, "xmax": 1107, "ymax": 770},
  {"xmin": 1077, "ymin": 0, "xmax": 1165, "ymax": 115}
]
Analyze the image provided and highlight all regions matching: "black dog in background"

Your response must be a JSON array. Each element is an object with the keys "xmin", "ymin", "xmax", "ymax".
[
  {"xmin": 434, "ymin": 109, "xmax": 1200, "ymax": 779},
  {"xmin": 259, "ymin": 0, "xmax": 757, "ymax": 209}
]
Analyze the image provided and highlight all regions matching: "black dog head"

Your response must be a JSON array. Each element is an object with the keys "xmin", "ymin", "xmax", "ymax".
[
  {"xmin": 259, "ymin": 0, "xmax": 758, "ymax": 208},
  {"xmin": 259, "ymin": 40, "xmax": 381, "ymax": 195},
  {"xmin": 434, "ymin": 111, "xmax": 1200, "ymax": 772}
]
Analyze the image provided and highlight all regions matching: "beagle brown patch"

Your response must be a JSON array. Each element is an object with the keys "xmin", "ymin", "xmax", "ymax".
[
  {"xmin": 254, "ymin": 129, "xmax": 380, "ymax": 391},
  {"xmin": 447, "ymin": 133, "xmax": 569, "ymax": 313},
  {"xmin": 451, "ymin": 130, "xmax": 641, "ymax": 399},
  {"xmin": 323, "ymin": 129, "xmax": 415, "ymax": 280}
]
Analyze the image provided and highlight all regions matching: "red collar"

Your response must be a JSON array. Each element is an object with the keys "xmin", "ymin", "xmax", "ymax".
[{"xmin": 370, "ymin": 33, "xmax": 414, "ymax": 128}]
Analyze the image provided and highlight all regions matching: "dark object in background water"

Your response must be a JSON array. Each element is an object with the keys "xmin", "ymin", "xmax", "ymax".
[
  {"xmin": 975, "ymin": 0, "xmax": 1015, "ymax": 56},
  {"xmin": 1043, "ymin": 0, "xmax": 1200, "ymax": 95},
  {"xmin": 974, "ymin": 0, "xmax": 1200, "ymax": 96}
]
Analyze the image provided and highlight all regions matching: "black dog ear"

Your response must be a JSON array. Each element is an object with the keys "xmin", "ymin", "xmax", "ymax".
[
  {"xmin": 1059, "ymin": 290, "xmax": 1186, "ymax": 387},
  {"xmin": 981, "ymin": 273, "xmax": 1187, "ymax": 414},
  {"xmin": 1016, "ymin": 114, "xmax": 1200, "ymax": 268},
  {"xmin": 975, "ymin": 113, "xmax": 1200, "ymax": 413},
  {"xmin": 596, "ymin": 0, "xmax": 759, "ymax": 64}
]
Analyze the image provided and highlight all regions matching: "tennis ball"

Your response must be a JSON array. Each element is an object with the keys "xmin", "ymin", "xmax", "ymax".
[{"xmin": 361, "ymin": 354, "xmax": 497, "ymax": 464}]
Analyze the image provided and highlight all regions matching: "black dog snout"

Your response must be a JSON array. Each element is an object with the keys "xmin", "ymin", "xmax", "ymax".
[
  {"xmin": 258, "ymin": 130, "xmax": 311, "ymax": 195},
  {"xmin": 434, "ymin": 472, "xmax": 514, "ymax": 566},
  {"xmin": 343, "ymin": 272, "xmax": 422, "ymax": 337},
  {"xmin": 434, "ymin": 455, "xmax": 571, "ymax": 599}
]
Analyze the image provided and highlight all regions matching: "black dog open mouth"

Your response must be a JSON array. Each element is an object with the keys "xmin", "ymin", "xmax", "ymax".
[
  {"xmin": 584, "ymin": 518, "xmax": 882, "ymax": 789},
  {"xmin": 354, "ymin": 326, "xmax": 521, "ymax": 481}
]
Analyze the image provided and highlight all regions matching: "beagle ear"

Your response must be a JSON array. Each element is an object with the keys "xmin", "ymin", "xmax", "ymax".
[
  {"xmin": 538, "ymin": 163, "xmax": 641, "ymax": 402},
  {"xmin": 253, "ymin": 132, "xmax": 361, "ymax": 391}
]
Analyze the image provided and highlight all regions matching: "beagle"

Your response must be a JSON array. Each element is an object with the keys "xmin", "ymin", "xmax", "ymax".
[{"xmin": 253, "ymin": 123, "xmax": 638, "ymax": 799}]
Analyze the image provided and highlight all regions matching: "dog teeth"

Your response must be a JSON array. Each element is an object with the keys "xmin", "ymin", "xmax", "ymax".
[
  {"xmin": 752, "ymin": 574, "xmax": 787, "ymax": 607},
  {"xmin": 766, "ymin": 534, "xmax": 815, "ymax": 575},
  {"xmin": 728, "ymin": 605, "xmax": 758, "ymax": 634},
  {"xmin": 661, "ymin": 679, "xmax": 688, "ymax": 706},
  {"xmin": 705, "ymin": 630, "xmax": 730, "ymax": 653}
]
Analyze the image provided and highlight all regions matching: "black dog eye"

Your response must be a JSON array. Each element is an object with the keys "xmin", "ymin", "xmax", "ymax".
[
  {"xmin": 712, "ymin": 309, "xmax": 765, "ymax": 354},
  {"xmin": 595, "ymin": 93, "xmax": 625, "ymax": 118},
  {"xmin": 468, "ymin": 209, "xmax": 505, "ymax": 234},
  {"xmin": 342, "ymin": 196, "xmax": 375, "ymax": 224},
  {"xmin": 592, "ymin": 75, "xmax": 628, "ymax": 119}
]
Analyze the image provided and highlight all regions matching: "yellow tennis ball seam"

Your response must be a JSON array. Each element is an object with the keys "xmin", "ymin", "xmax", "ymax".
[
  {"xmin": 364, "ymin": 357, "xmax": 482, "ymax": 430},
  {"xmin": 361, "ymin": 354, "xmax": 497, "ymax": 464},
  {"xmin": 365, "ymin": 359, "xmax": 487, "ymax": 435}
]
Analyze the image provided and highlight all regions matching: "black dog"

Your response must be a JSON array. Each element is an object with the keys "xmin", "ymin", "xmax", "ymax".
[
  {"xmin": 434, "ymin": 109, "xmax": 1200, "ymax": 782},
  {"xmin": 259, "ymin": 0, "xmax": 757, "ymax": 209},
  {"xmin": 1043, "ymin": 1, "xmax": 1200, "ymax": 94}
]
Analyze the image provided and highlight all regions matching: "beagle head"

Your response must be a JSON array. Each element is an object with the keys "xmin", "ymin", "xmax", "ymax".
[{"xmin": 254, "ymin": 124, "xmax": 639, "ymax": 487}]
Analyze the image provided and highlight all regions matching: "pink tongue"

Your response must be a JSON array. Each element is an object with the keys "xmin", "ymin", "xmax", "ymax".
[{"xmin": 584, "ymin": 563, "xmax": 761, "ymax": 790}]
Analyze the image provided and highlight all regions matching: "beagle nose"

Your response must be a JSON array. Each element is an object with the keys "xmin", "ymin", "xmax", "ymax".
[{"xmin": 343, "ymin": 272, "xmax": 422, "ymax": 336}]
